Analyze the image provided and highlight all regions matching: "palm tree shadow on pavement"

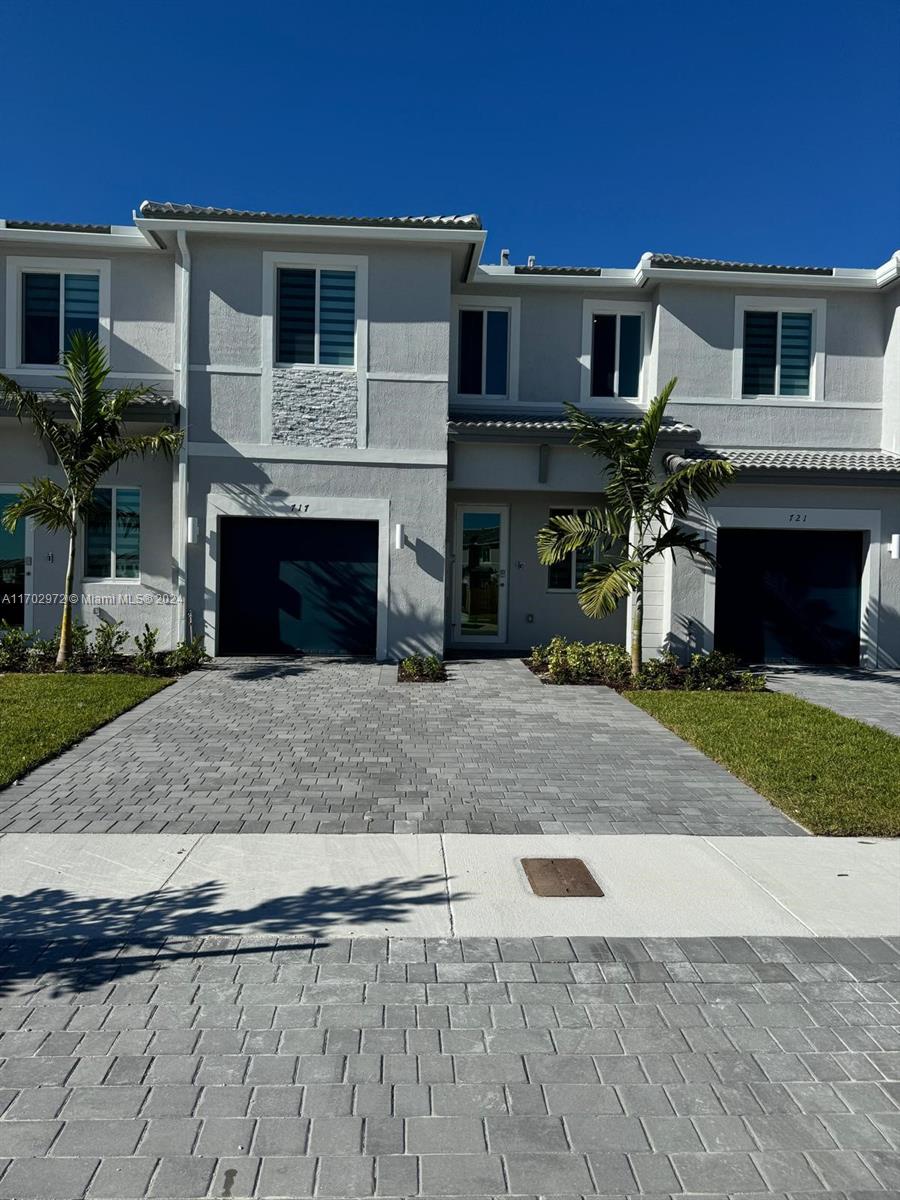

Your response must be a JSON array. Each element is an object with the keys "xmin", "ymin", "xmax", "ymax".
[{"xmin": 0, "ymin": 873, "xmax": 456, "ymax": 999}]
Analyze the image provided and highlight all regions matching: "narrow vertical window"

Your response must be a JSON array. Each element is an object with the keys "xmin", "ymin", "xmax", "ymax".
[
  {"xmin": 22, "ymin": 273, "xmax": 60, "ymax": 364},
  {"xmin": 590, "ymin": 314, "xmax": 617, "ymax": 397},
  {"xmin": 458, "ymin": 309, "xmax": 484, "ymax": 395},
  {"xmin": 617, "ymin": 314, "xmax": 642, "ymax": 398},
  {"xmin": 277, "ymin": 269, "xmax": 316, "ymax": 364},
  {"xmin": 85, "ymin": 488, "xmax": 113, "ymax": 579},
  {"xmin": 742, "ymin": 311, "xmax": 778, "ymax": 394},
  {"xmin": 484, "ymin": 310, "xmax": 509, "ymax": 395},
  {"xmin": 547, "ymin": 508, "xmax": 594, "ymax": 590},
  {"xmin": 114, "ymin": 489, "xmax": 141, "ymax": 579},
  {"xmin": 318, "ymin": 270, "xmax": 356, "ymax": 365},
  {"xmin": 63, "ymin": 274, "xmax": 100, "ymax": 348},
  {"xmin": 779, "ymin": 311, "xmax": 812, "ymax": 396}
]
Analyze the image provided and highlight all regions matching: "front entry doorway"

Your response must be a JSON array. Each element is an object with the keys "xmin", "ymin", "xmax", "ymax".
[{"xmin": 452, "ymin": 505, "xmax": 509, "ymax": 645}]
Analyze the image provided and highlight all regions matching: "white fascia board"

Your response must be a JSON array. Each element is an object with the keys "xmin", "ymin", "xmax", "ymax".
[
  {"xmin": 472, "ymin": 265, "xmax": 641, "ymax": 290},
  {"xmin": 640, "ymin": 266, "xmax": 879, "ymax": 290},
  {"xmin": 134, "ymin": 216, "xmax": 486, "ymax": 249},
  {"xmin": 0, "ymin": 225, "xmax": 156, "ymax": 251}
]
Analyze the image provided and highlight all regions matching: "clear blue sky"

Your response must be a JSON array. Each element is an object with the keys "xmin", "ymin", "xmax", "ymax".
[{"xmin": 3, "ymin": 0, "xmax": 897, "ymax": 268}]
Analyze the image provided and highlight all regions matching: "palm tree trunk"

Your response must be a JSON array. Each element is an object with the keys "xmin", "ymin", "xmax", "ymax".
[
  {"xmin": 630, "ymin": 569, "xmax": 644, "ymax": 679},
  {"xmin": 56, "ymin": 515, "xmax": 77, "ymax": 669}
]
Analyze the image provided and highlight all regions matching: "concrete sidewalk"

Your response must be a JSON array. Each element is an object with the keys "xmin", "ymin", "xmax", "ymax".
[{"xmin": 2, "ymin": 833, "xmax": 896, "ymax": 940}]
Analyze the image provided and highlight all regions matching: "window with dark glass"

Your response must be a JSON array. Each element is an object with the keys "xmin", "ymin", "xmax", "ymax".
[
  {"xmin": 590, "ymin": 312, "xmax": 642, "ymax": 398},
  {"xmin": 277, "ymin": 268, "xmax": 356, "ymax": 365},
  {"xmin": 457, "ymin": 308, "xmax": 509, "ymax": 396},
  {"xmin": 85, "ymin": 487, "xmax": 140, "ymax": 580},
  {"xmin": 546, "ymin": 508, "xmax": 595, "ymax": 591},
  {"xmin": 22, "ymin": 271, "xmax": 99, "ymax": 364},
  {"xmin": 742, "ymin": 309, "xmax": 812, "ymax": 396}
]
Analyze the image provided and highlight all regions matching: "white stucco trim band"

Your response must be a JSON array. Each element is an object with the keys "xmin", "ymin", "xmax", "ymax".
[
  {"xmin": 700, "ymin": 505, "xmax": 882, "ymax": 670},
  {"xmin": 188, "ymin": 442, "xmax": 446, "ymax": 466},
  {"xmin": 203, "ymin": 490, "xmax": 391, "ymax": 660}
]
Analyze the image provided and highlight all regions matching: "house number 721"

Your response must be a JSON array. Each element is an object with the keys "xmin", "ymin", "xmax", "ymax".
[{"xmin": 787, "ymin": 513, "xmax": 807, "ymax": 523}]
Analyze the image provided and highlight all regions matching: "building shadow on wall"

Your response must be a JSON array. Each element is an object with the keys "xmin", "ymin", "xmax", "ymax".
[{"xmin": 0, "ymin": 873, "xmax": 455, "ymax": 999}]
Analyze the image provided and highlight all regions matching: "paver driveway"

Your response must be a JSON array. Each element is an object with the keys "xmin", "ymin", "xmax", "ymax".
[
  {"xmin": 0, "ymin": 658, "xmax": 797, "ymax": 836},
  {"xmin": 0, "ymin": 933, "xmax": 898, "ymax": 1198},
  {"xmin": 768, "ymin": 667, "xmax": 900, "ymax": 738}
]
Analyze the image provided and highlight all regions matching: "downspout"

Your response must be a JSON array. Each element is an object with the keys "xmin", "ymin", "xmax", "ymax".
[{"xmin": 173, "ymin": 230, "xmax": 191, "ymax": 643}]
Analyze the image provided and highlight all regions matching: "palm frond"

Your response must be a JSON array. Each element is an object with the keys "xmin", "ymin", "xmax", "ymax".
[
  {"xmin": 535, "ymin": 505, "xmax": 623, "ymax": 564},
  {"xmin": 576, "ymin": 557, "xmax": 643, "ymax": 619},
  {"xmin": 563, "ymin": 403, "xmax": 634, "ymax": 464},
  {"xmin": 647, "ymin": 523, "xmax": 716, "ymax": 566},
  {"xmin": 0, "ymin": 374, "xmax": 73, "ymax": 466},
  {"xmin": 1, "ymin": 478, "xmax": 74, "ymax": 534},
  {"xmin": 630, "ymin": 377, "xmax": 677, "ymax": 468},
  {"xmin": 60, "ymin": 332, "xmax": 111, "ymax": 430},
  {"xmin": 653, "ymin": 455, "xmax": 736, "ymax": 517}
]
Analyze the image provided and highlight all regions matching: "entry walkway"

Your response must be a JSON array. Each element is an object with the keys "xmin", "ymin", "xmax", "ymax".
[
  {"xmin": 0, "ymin": 658, "xmax": 798, "ymax": 837},
  {"xmin": 767, "ymin": 667, "xmax": 900, "ymax": 737}
]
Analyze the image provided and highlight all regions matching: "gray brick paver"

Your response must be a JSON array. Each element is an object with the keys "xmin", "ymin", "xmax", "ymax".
[
  {"xmin": 0, "ymin": 658, "xmax": 798, "ymax": 835},
  {"xmin": 3, "ymin": 937, "xmax": 899, "ymax": 1196}
]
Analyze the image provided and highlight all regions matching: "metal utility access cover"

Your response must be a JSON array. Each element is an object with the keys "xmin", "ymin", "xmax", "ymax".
[{"xmin": 521, "ymin": 858, "xmax": 604, "ymax": 897}]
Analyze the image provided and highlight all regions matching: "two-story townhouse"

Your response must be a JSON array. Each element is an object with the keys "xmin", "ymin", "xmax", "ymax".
[{"xmin": 1, "ymin": 201, "xmax": 898, "ymax": 668}]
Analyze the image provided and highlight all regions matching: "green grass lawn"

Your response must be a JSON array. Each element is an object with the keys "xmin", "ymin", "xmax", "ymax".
[
  {"xmin": 0, "ymin": 673, "xmax": 172, "ymax": 790},
  {"xmin": 627, "ymin": 690, "xmax": 900, "ymax": 837}
]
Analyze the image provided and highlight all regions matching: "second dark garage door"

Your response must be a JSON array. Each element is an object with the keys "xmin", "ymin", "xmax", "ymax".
[
  {"xmin": 714, "ymin": 528, "xmax": 864, "ymax": 666},
  {"xmin": 218, "ymin": 516, "xmax": 378, "ymax": 655}
]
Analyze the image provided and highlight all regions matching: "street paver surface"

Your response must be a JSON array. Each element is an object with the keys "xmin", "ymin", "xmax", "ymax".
[
  {"xmin": 0, "ymin": 658, "xmax": 797, "ymax": 837},
  {"xmin": 0, "ymin": 934, "xmax": 897, "ymax": 1198},
  {"xmin": 767, "ymin": 667, "xmax": 900, "ymax": 738}
]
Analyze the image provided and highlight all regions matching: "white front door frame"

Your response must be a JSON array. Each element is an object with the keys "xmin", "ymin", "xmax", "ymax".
[
  {"xmin": 0, "ymin": 488, "xmax": 34, "ymax": 633},
  {"xmin": 204, "ymin": 488, "xmax": 391, "ymax": 659},
  {"xmin": 703, "ymin": 505, "xmax": 882, "ymax": 669},
  {"xmin": 451, "ymin": 503, "xmax": 510, "ymax": 646}
]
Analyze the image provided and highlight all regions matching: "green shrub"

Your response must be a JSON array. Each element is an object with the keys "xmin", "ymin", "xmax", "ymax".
[
  {"xmin": 0, "ymin": 623, "xmax": 31, "ymax": 672},
  {"xmin": 133, "ymin": 624, "xmax": 161, "ymax": 676},
  {"xmin": 165, "ymin": 634, "xmax": 211, "ymax": 674},
  {"xmin": 637, "ymin": 652, "xmax": 684, "ymax": 690},
  {"xmin": 684, "ymin": 650, "xmax": 765, "ymax": 692},
  {"xmin": 540, "ymin": 636, "xmax": 632, "ymax": 687},
  {"xmin": 532, "ymin": 637, "xmax": 766, "ymax": 692},
  {"xmin": 91, "ymin": 620, "xmax": 129, "ymax": 672},
  {"xmin": 61, "ymin": 621, "xmax": 90, "ymax": 672},
  {"xmin": 398, "ymin": 652, "xmax": 446, "ymax": 682}
]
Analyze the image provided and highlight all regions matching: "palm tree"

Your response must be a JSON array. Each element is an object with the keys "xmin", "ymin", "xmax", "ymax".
[
  {"xmin": 0, "ymin": 333, "xmax": 183, "ymax": 667},
  {"xmin": 536, "ymin": 378, "xmax": 735, "ymax": 678}
]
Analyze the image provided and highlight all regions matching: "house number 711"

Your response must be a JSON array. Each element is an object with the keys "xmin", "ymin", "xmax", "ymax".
[
  {"xmin": 290, "ymin": 504, "xmax": 310, "ymax": 513},
  {"xmin": 787, "ymin": 513, "xmax": 807, "ymax": 523}
]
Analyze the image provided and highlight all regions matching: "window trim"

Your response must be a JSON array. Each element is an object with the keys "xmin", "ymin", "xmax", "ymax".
[
  {"xmin": 732, "ymin": 295, "xmax": 826, "ymax": 402},
  {"xmin": 82, "ymin": 485, "xmax": 142, "ymax": 583},
  {"xmin": 545, "ymin": 506, "xmax": 598, "ymax": 593},
  {"xmin": 4, "ymin": 256, "xmax": 111, "ymax": 371},
  {"xmin": 261, "ymin": 251, "xmax": 369, "ymax": 447},
  {"xmin": 579, "ymin": 299, "xmax": 652, "ymax": 405},
  {"xmin": 450, "ymin": 296, "xmax": 521, "ymax": 403}
]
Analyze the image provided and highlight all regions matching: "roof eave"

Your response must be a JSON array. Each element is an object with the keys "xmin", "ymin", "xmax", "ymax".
[{"xmin": 135, "ymin": 214, "xmax": 487, "ymax": 249}]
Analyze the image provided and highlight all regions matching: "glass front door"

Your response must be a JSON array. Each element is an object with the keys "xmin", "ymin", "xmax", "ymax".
[
  {"xmin": 455, "ymin": 507, "xmax": 508, "ymax": 642},
  {"xmin": 0, "ymin": 493, "xmax": 25, "ymax": 627}
]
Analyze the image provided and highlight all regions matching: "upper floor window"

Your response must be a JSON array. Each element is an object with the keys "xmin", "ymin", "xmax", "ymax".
[
  {"xmin": 276, "ymin": 267, "xmax": 356, "ymax": 366},
  {"xmin": 84, "ymin": 487, "xmax": 140, "ymax": 581},
  {"xmin": 458, "ymin": 308, "xmax": 509, "ymax": 397},
  {"xmin": 734, "ymin": 297, "xmax": 825, "ymax": 401},
  {"xmin": 546, "ymin": 507, "xmax": 596, "ymax": 591},
  {"xmin": 22, "ymin": 271, "xmax": 99, "ymax": 365},
  {"xmin": 581, "ymin": 300, "xmax": 649, "ymax": 404},
  {"xmin": 742, "ymin": 309, "xmax": 812, "ymax": 396}
]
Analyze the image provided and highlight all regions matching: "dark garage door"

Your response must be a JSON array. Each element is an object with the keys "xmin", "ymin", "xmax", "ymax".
[
  {"xmin": 218, "ymin": 517, "xmax": 378, "ymax": 655},
  {"xmin": 714, "ymin": 528, "xmax": 864, "ymax": 666}
]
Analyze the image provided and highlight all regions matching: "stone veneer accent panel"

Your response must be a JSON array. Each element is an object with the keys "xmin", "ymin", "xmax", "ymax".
[{"xmin": 271, "ymin": 367, "xmax": 358, "ymax": 447}]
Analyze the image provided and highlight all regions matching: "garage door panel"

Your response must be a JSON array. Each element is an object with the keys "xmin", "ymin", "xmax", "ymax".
[
  {"xmin": 715, "ymin": 529, "xmax": 863, "ymax": 667},
  {"xmin": 219, "ymin": 517, "xmax": 378, "ymax": 656}
]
